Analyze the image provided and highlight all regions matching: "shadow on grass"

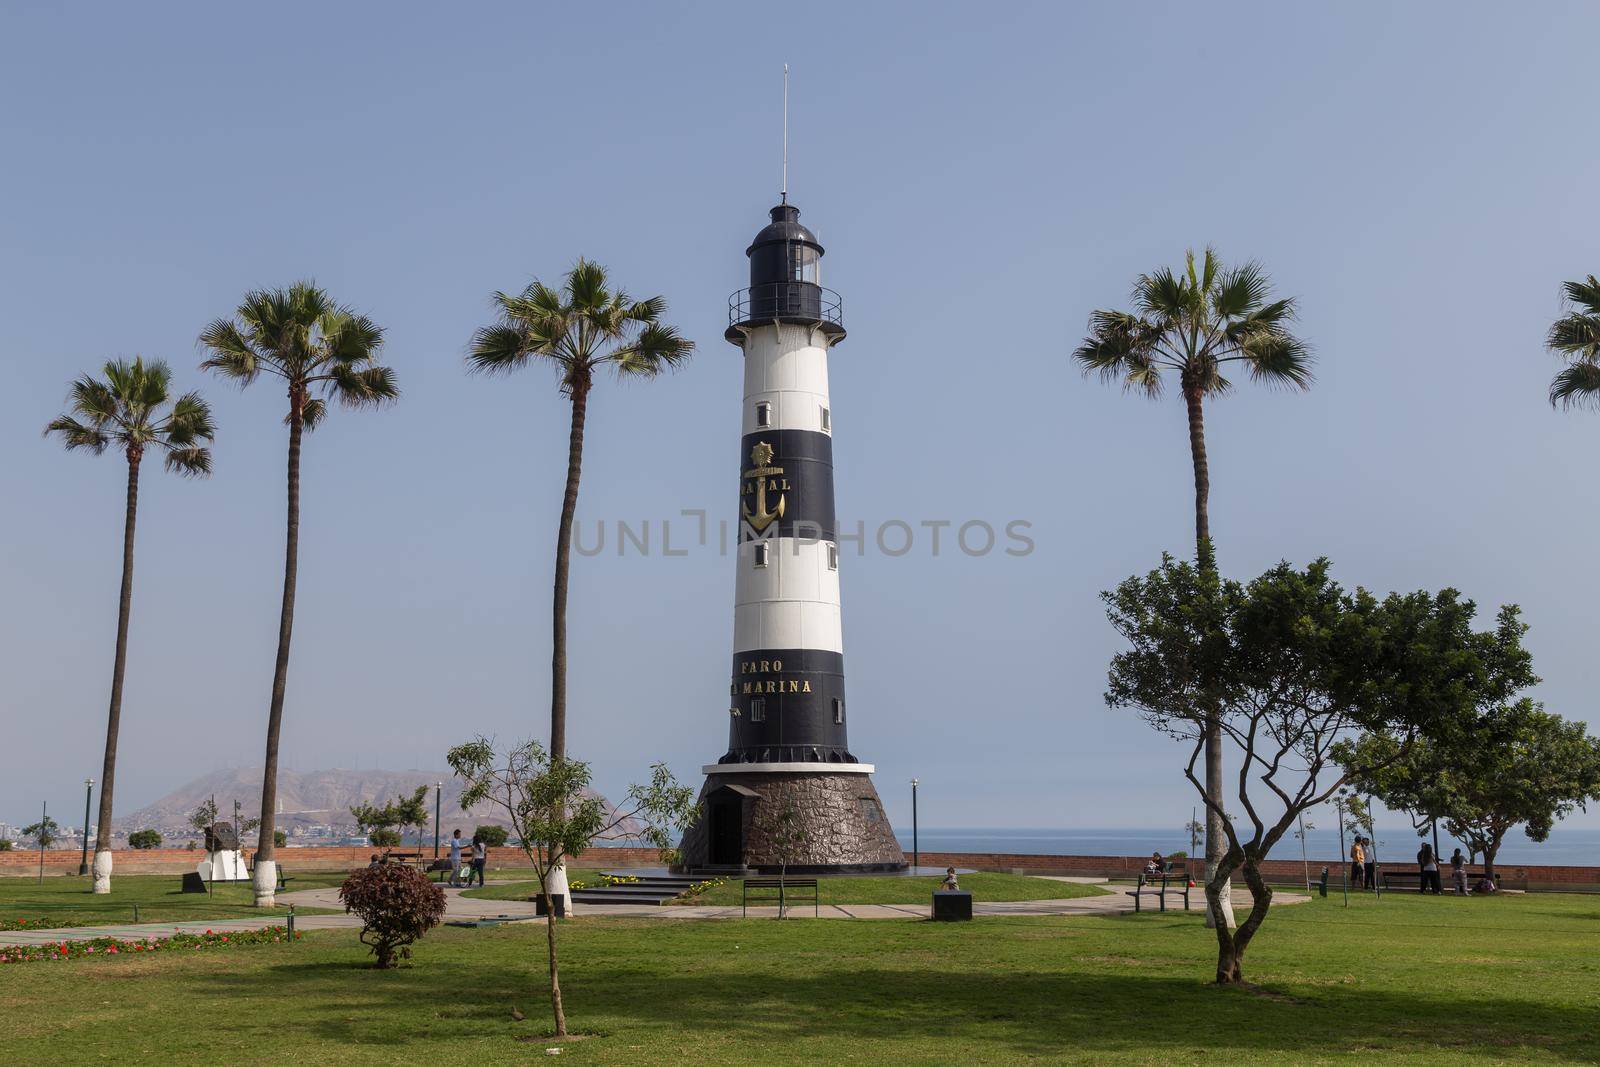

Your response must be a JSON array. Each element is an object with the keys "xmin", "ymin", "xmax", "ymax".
[{"xmin": 179, "ymin": 922, "xmax": 1599, "ymax": 1061}]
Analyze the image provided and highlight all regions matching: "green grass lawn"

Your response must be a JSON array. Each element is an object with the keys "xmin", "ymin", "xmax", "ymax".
[
  {"xmin": 460, "ymin": 870, "xmax": 606, "ymax": 902},
  {"xmin": 460, "ymin": 871, "xmax": 1104, "ymax": 906},
  {"xmin": 670, "ymin": 871, "xmax": 1107, "ymax": 906},
  {"xmin": 0, "ymin": 874, "xmax": 346, "ymax": 928},
  {"xmin": 5, "ymin": 891, "xmax": 1593, "ymax": 1063}
]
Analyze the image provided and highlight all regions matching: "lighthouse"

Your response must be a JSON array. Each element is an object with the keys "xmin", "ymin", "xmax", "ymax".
[{"xmin": 678, "ymin": 198, "xmax": 907, "ymax": 873}]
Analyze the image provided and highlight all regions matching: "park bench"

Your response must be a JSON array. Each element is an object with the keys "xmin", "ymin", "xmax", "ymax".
[
  {"xmin": 742, "ymin": 877, "xmax": 819, "ymax": 918},
  {"xmin": 1126, "ymin": 863, "xmax": 1191, "ymax": 913},
  {"xmin": 1381, "ymin": 867, "xmax": 1489, "ymax": 892}
]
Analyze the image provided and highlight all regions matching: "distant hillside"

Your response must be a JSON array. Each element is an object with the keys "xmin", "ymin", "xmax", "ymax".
[{"xmin": 116, "ymin": 767, "xmax": 640, "ymax": 840}]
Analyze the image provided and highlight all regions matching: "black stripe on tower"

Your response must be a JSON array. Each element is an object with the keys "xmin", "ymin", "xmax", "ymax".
[
  {"xmin": 722, "ymin": 649, "xmax": 855, "ymax": 764},
  {"xmin": 738, "ymin": 429, "xmax": 835, "ymax": 542}
]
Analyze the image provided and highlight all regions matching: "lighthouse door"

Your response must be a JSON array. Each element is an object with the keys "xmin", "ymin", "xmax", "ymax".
[{"xmin": 708, "ymin": 790, "xmax": 747, "ymax": 867}]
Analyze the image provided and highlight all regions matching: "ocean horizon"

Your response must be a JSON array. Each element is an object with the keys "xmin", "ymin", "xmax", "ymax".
[{"xmin": 882, "ymin": 827, "xmax": 1600, "ymax": 866}]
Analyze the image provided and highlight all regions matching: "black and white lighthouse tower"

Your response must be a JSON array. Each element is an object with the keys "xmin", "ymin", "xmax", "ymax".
[{"xmin": 678, "ymin": 195, "xmax": 906, "ymax": 872}]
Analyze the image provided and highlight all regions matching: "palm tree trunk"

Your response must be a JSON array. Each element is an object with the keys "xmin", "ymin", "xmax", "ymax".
[
  {"xmin": 1184, "ymin": 385, "xmax": 1234, "ymax": 932},
  {"xmin": 254, "ymin": 391, "xmax": 303, "ymax": 907},
  {"xmin": 91, "ymin": 448, "xmax": 142, "ymax": 894},
  {"xmin": 546, "ymin": 381, "xmax": 589, "ymax": 909},
  {"xmin": 550, "ymin": 381, "xmax": 589, "ymax": 763}
]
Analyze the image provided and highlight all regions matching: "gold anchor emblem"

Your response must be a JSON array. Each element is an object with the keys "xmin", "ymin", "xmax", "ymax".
[{"xmin": 742, "ymin": 441, "xmax": 787, "ymax": 533}]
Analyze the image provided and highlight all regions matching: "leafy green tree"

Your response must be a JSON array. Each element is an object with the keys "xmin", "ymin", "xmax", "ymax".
[
  {"xmin": 45, "ymin": 358, "xmax": 214, "ymax": 893},
  {"xmin": 0, "ymin": 840, "xmax": 13, "ymax": 852},
  {"xmin": 1074, "ymin": 250, "xmax": 1312, "ymax": 927},
  {"xmin": 23, "ymin": 817, "xmax": 60, "ymax": 849},
  {"xmin": 466, "ymin": 262, "xmax": 693, "ymax": 767},
  {"xmin": 393, "ymin": 786, "xmax": 430, "ymax": 851},
  {"xmin": 350, "ymin": 800, "xmax": 400, "ymax": 848},
  {"xmin": 127, "ymin": 829, "xmax": 162, "ymax": 850},
  {"xmin": 1542, "ymin": 275, "xmax": 1600, "ymax": 408},
  {"xmin": 1341, "ymin": 702, "xmax": 1600, "ymax": 876},
  {"xmin": 753, "ymin": 804, "xmax": 808, "ymax": 918},
  {"xmin": 474, "ymin": 825, "xmax": 509, "ymax": 847},
  {"xmin": 448, "ymin": 737, "xmax": 698, "ymax": 1038},
  {"xmin": 200, "ymin": 283, "xmax": 397, "ymax": 906},
  {"xmin": 1102, "ymin": 555, "xmax": 1534, "ymax": 983},
  {"xmin": 189, "ymin": 798, "xmax": 219, "ymax": 836}
]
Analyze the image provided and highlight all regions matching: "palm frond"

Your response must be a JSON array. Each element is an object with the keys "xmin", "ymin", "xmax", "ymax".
[
  {"xmin": 1560, "ymin": 275, "xmax": 1600, "ymax": 317},
  {"xmin": 611, "ymin": 323, "xmax": 694, "ymax": 378},
  {"xmin": 1073, "ymin": 310, "xmax": 1164, "ymax": 390},
  {"xmin": 467, "ymin": 323, "xmax": 538, "ymax": 373},
  {"xmin": 1549, "ymin": 360, "xmax": 1600, "ymax": 409},
  {"xmin": 327, "ymin": 364, "xmax": 399, "ymax": 406},
  {"xmin": 1134, "ymin": 266, "xmax": 1192, "ymax": 323},
  {"xmin": 68, "ymin": 374, "xmax": 121, "ymax": 425},
  {"xmin": 626, "ymin": 295, "xmax": 667, "ymax": 323},
  {"xmin": 197, "ymin": 319, "xmax": 264, "ymax": 382},
  {"xmin": 161, "ymin": 391, "xmax": 217, "ymax": 446},
  {"xmin": 1210, "ymin": 263, "xmax": 1274, "ymax": 320},
  {"xmin": 162, "ymin": 445, "xmax": 213, "ymax": 477},
  {"xmin": 565, "ymin": 258, "xmax": 611, "ymax": 311},
  {"xmin": 320, "ymin": 310, "xmax": 384, "ymax": 367},
  {"xmin": 43, "ymin": 415, "xmax": 110, "ymax": 453},
  {"xmin": 297, "ymin": 397, "xmax": 328, "ymax": 430},
  {"xmin": 1237, "ymin": 334, "xmax": 1314, "ymax": 390},
  {"xmin": 1546, "ymin": 312, "xmax": 1600, "ymax": 360}
]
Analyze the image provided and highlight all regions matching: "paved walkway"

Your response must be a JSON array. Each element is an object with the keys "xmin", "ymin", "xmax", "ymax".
[{"xmin": 1, "ymin": 881, "xmax": 1304, "ymax": 947}]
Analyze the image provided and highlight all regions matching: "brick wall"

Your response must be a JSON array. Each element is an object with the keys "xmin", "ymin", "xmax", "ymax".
[{"xmin": 4, "ymin": 846, "xmax": 1594, "ymax": 891}]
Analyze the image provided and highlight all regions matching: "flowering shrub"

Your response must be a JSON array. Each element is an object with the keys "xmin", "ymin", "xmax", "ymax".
[
  {"xmin": 339, "ymin": 863, "xmax": 447, "ymax": 968},
  {"xmin": 598, "ymin": 873, "xmax": 640, "ymax": 887},
  {"xmin": 0, "ymin": 917, "xmax": 70, "ymax": 933},
  {"xmin": 0, "ymin": 926, "xmax": 299, "ymax": 965},
  {"xmin": 680, "ymin": 877, "xmax": 726, "ymax": 899}
]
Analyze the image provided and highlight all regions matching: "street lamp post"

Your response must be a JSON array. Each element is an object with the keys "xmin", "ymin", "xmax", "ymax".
[
  {"xmin": 910, "ymin": 778, "xmax": 920, "ymax": 872},
  {"xmin": 433, "ymin": 783, "xmax": 442, "ymax": 859},
  {"xmin": 79, "ymin": 779, "xmax": 94, "ymax": 876}
]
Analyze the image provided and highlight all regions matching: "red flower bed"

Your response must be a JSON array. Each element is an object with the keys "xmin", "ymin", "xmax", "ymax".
[{"xmin": 0, "ymin": 925, "xmax": 300, "ymax": 964}]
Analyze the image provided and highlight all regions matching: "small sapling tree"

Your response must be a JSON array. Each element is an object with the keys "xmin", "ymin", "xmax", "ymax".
[
  {"xmin": 338, "ymin": 863, "xmax": 447, "ymax": 968},
  {"xmin": 754, "ymin": 803, "xmax": 808, "ymax": 918},
  {"xmin": 447, "ymin": 737, "xmax": 697, "ymax": 1038},
  {"xmin": 1102, "ymin": 555, "xmax": 1534, "ymax": 983}
]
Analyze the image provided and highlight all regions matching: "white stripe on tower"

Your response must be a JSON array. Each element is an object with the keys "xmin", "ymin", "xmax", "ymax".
[{"xmin": 734, "ymin": 321, "xmax": 840, "ymax": 656}]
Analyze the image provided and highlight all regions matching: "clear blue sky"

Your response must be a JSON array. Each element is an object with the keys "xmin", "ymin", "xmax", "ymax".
[{"xmin": 3, "ymin": 1, "xmax": 1598, "ymax": 837}]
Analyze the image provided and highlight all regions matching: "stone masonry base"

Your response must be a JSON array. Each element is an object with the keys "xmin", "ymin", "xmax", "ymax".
[{"xmin": 679, "ymin": 771, "xmax": 907, "ymax": 872}]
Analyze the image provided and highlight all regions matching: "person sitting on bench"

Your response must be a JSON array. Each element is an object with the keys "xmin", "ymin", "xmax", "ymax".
[
  {"xmin": 941, "ymin": 867, "xmax": 960, "ymax": 890},
  {"xmin": 1143, "ymin": 851, "xmax": 1165, "ymax": 877}
]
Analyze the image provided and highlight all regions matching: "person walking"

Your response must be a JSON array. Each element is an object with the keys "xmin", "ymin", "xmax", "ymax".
[
  {"xmin": 470, "ymin": 833, "xmax": 487, "ymax": 888},
  {"xmin": 1450, "ymin": 848, "xmax": 1468, "ymax": 895},
  {"xmin": 1417, "ymin": 842, "xmax": 1442, "ymax": 895},
  {"xmin": 448, "ymin": 828, "xmax": 465, "ymax": 888},
  {"xmin": 1350, "ymin": 836, "xmax": 1366, "ymax": 890}
]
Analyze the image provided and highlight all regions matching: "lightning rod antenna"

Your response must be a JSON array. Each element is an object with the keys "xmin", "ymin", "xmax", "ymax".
[{"xmin": 781, "ymin": 64, "xmax": 789, "ymax": 205}]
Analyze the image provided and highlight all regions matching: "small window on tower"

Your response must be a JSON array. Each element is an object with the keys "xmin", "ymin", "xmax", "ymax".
[
  {"xmin": 750, "ymin": 699, "xmax": 766, "ymax": 722},
  {"xmin": 756, "ymin": 402, "xmax": 771, "ymax": 428},
  {"xmin": 826, "ymin": 543, "xmax": 838, "ymax": 571},
  {"xmin": 754, "ymin": 542, "xmax": 770, "ymax": 568},
  {"xmin": 820, "ymin": 406, "xmax": 831, "ymax": 432},
  {"xmin": 792, "ymin": 245, "xmax": 820, "ymax": 284},
  {"xmin": 833, "ymin": 698, "xmax": 844, "ymax": 724}
]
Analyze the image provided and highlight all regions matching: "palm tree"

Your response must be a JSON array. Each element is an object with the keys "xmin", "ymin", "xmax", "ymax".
[
  {"xmin": 199, "ymin": 283, "xmax": 396, "ymax": 907},
  {"xmin": 45, "ymin": 358, "xmax": 214, "ymax": 894},
  {"xmin": 467, "ymin": 259, "xmax": 693, "ymax": 767},
  {"xmin": 1073, "ymin": 248, "xmax": 1312, "ymax": 928},
  {"xmin": 1543, "ymin": 275, "xmax": 1600, "ymax": 408}
]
